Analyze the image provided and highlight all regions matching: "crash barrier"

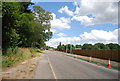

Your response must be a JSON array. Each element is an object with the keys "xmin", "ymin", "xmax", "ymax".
[{"xmin": 58, "ymin": 49, "xmax": 119, "ymax": 62}]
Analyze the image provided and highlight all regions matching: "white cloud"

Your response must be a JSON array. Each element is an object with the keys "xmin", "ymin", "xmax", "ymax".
[
  {"xmin": 73, "ymin": 1, "xmax": 78, "ymax": 6},
  {"xmin": 51, "ymin": 19, "xmax": 70, "ymax": 29},
  {"xmin": 80, "ymin": 28, "xmax": 119, "ymax": 44},
  {"xmin": 60, "ymin": 17, "xmax": 71, "ymax": 23},
  {"xmin": 58, "ymin": 0, "xmax": 118, "ymax": 26},
  {"xmin": 46, "ymin": 28, "xmax": 119, "ymax": 47},
  {"xmin": 46, "ymin": 37, "xmax": 81, "ymax": 48},
  {"xmin": 71, "ymin": 16, "xmax": 94, "ymax": 26},
  {"xmin": 74, "ymin": 0, "xmax": 118, "ymax": 26},
  {"xmin": 74, "ymin": 6, "xmax": 81, "ymax": 15},
  {"xmin": 57, "ymin": 33, "xmax": 67, "ymax": 37},
  {"xmin": 50, "ymin": 29, "xmax": 56, "ymax": 34},
  {"xmin": 58, "ymin": 6, "xmax": 74, "ymax": 16},
  {"xmin": 51, "ymin": 13, "xmax": 71, "ymax": 30},
  {"xmin": 79, "ymin": 0, "xmax": 118, "ymax": 25}
]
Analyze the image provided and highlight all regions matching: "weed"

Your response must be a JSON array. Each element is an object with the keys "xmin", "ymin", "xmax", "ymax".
[{"xmin": 2, "ymin": 47, "xmax": 42, "ymax": 68}]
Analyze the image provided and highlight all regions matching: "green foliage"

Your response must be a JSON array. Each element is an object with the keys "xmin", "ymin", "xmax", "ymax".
[
  {"xmin": 57, "ymin": 43, "xmax": 75, "ymax": 50},
  {"xmin": 66, "ymin": 44, "xmax": 75, "ymax": 50},
  {"xmin": 82, "ymin": 44, "xmax": 93, "ymax": 50},
  {"xmin": 2, "ymin": 48, "xmax": 41, "ymax": 68},
  {"xmin": 57, "ymin": 43, "xmax": 120, "ymax": 50},
  {"xmin": 2, "ymin": 2, "xmax": 53, "ymax": 54},
  {"xmin": 46, "ymin": 46, "xmax": 54, "ymax": 50},
  {"xmin": 106, "ymin": 43, "xmax": 119, "ymax": 50},
  {"xmin": 94, "ymin": 43, "xmax": 109, "ymax": 50},
  {"xmin": 0, "ymin": 2, "xmax": 2, "ymax": 18},
  {"xmin": 57, "ymin": 42, "xmax": 62, "ymax": 49},
  {"xmin": 2, "ymin": 2, "xmax": 21, "ymax": 50},
  {"xmin": 91, "ymin": 45, "xmax": 100, "ymax": 50},
  {"xmin": 75, "ymin": 45, "xmax": 82, "ymax": 48}
]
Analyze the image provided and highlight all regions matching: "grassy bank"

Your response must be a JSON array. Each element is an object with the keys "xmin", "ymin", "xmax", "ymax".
[{"xmin": 2, "ymin": 47, "xmax": 42, "ymax": 69}]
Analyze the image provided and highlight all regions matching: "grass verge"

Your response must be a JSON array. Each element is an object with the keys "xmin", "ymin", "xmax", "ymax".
[{"xmin": 2, "ymin": 47, "xmax": 42, "ymax": 69}]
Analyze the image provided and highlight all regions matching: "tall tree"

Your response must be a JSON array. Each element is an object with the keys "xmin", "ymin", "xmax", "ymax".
[
  {"xmin": 2, "ymin": 2, "xmax": 21, "ymax": 50},
  {"xmin": 2, "ymin": 2, "xmax": 53, "ymax": 54}
]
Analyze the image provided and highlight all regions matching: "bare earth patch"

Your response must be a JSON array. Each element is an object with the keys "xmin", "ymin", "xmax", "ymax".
[{"xmin": 2, "ymin": 56, "xmax": 40, "ymax": 79}]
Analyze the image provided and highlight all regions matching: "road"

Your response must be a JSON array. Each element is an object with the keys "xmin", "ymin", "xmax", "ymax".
[{"xmin": 33, "ymin": 50, "xmax": 118, "ymax": 79}]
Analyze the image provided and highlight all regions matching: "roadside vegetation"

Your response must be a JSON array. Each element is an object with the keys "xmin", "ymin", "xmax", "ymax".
[
  {"xmin": 46, "ymin": 46, "xmax": 55, "ymax": 50},
  {"xmin": 2, "ymin": 47, "xmax": 41, "ymax": 68},
  {"xmin": 2, "ymin": 2, "xmax": 53, "ymax": 68},
  {"xmin": 57, "ymin": 42, "xmax": 120, "ymax": 50}
]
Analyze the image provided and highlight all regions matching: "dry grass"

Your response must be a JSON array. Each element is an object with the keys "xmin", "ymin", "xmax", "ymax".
[
  {"xmin": 2, "ymin": 48, "xmax": 41, "ymax": 70},
  {"xmin": 2, "ymin": 56, "xmax": 40, "ymax": 79}
]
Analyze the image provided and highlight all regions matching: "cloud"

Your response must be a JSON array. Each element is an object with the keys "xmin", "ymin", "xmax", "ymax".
[
  {"xmin": 57, "ymin": 33, "xmax": 67, "ymax": 37},
  {"xmin": 46, "ymin": 28, "xmax": 119, "ymax": 47},
  {"xmin": 60, "ymin": 17, "xmax": 71, "ymax": 23},
  {"xmin": 80, "ymin": 28, "xmax": 119, "ymax": 44},
  {"xmin": 76, "ymin": 0, "xmax": 118, "ymax": 25},
  {"xmin": 71, "ymin": 16, "xmax": 94, "ymax": 26},
  {"xmin": 73, "ymin": 1, "xmax": 78, "ymax": 6},
  {"xmin": 45, "ymin": 37, "xmax": 81, "ymax": 48},
  {"xmin": 50, "ymin": 29, "xmax": 57, "ymax": 34},
  {"xmin": 58, "ymin": 0, "xmax": 118, "ymax": 26},
  {"xmin": 58, "ymin": 6, "xmax": 74, "ymax": 16},
  {"xmin": 51, "ymin": 19, "xmax": 71, "ymax": 29},
  {"xmin": 51, "ymin": 13, "xmax": 71, "ymax": 30}
]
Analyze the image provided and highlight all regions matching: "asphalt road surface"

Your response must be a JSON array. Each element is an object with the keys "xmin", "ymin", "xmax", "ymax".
[{"xmin": 33, "ymin": 50, "xmax": 118, "ymax": 79}]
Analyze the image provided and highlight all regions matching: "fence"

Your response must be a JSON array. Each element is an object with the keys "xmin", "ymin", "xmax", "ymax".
[{"xmin": 58, "ymin": 49, "xmax": 120, "ymax": 62}]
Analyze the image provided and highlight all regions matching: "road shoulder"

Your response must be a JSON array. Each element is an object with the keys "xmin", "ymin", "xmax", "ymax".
[{"xmin": 33, "ymin": 53, "xmax": 55, "ymax": 79}]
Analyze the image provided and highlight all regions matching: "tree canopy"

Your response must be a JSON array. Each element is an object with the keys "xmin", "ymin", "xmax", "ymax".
[
  {"xmin": 57, "ymin": 43, "xmax": 120, "ymax": 50},
  {"xmin": 2, "ymin": 2, "xmax": 53, "ymax": 54}
]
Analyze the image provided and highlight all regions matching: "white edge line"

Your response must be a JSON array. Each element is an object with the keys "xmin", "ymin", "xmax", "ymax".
[{"xmin": 46, "ymin": 54, "xmax": 57, "ymax": 80}]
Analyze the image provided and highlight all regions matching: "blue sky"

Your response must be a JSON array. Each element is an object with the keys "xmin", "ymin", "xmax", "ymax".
[{"xmin": 29, "ymin": 1, "xmax": 119, "ymax": 47}]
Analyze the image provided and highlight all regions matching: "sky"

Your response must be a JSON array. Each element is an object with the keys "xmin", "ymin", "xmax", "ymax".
[{"xmin": 29, "ymin": 0, "xmax": 119, "ymax": 48}]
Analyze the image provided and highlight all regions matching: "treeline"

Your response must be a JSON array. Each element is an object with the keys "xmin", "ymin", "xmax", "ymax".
[
  {"xmin": 2, "ymin": 2, "xmax": 53, "ymax": 54},
  {"xmin": 46, "ymin": 46, "xmax": 55, "ymax": 50},
  {"xmin": 57, "ymin": 42, "xmax": 120, "ymax": 50}
]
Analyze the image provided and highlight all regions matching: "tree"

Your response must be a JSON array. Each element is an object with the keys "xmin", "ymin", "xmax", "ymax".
[
  {"xmin": 32, "ymin": 6, "xmax": 53, "ymax": 47},
  {"xmin": 0, "ymin": 2, "xmax": 2, "ymax": 18},
  {"xmin": 2, "ymin": 2, "xmax": 53, "ymax": 54},
  {"xmin": 57, "ymin": 42, "xmax": 62, "ymax": 50},
  {"xmin": 65, "ymin": 44, "xmax": 75, "ymax": 50},
  {"xmin": 95, "ymin": 43, "xmax": 109, "ymax": 50},
  {"xmin": 106, "ymin": 43, "xmax": 119, "ymax": 50},
  {"xmin": 75, "ymin": 44, "xmax": 82, "ymax": 48},
  {"xmin": 82, "ymin": 44, "xmax": 93, "ymax": 50},
  {"xmin": 91, "ymin": 45, "xmax": 100, "ymax": 50},
  {"xmin": 2, "ymin": 2, "xmax": 22, "ymax": 50}
]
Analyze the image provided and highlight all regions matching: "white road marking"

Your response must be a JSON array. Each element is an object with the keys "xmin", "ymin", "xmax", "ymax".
[{"xmin": 46, "ymin": 54, "xmax": 57, "ymax": 80}]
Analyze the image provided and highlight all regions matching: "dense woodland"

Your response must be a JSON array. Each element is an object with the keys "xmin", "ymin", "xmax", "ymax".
[
  {"xmin": 2, "ymin": 2, "xmax": 53, "ymax": 55},
  {"xmin": 57, "ymin": 42, "xmax": 120, "ymax": 50}
]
